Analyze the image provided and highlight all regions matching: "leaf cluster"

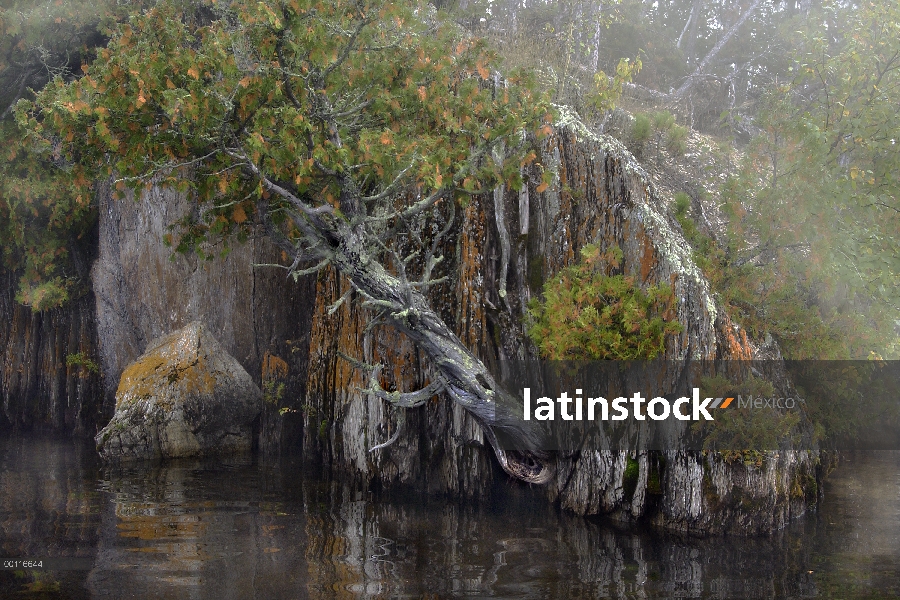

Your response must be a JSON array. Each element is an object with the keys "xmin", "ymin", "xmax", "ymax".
[
  {"xmin": 527, "ymin": 243, "xmax": 682, "ymax": 360},
  {"xmin": 0, "ymin": 1, "xmax": 145, "ymax": 309},
  {"xmin": 629, "ymin": 110, "xmax": 685, "ymax": 163},
  {"xmin": 21, "ymin": 0, "xmax": 552, "ymax": 264},
  {"xmin": 587, "ymin": 56, "xmax": 642, "ymax": 114}
]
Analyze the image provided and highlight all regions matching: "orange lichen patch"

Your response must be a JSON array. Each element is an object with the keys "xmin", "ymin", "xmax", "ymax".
[
  {"xmin": 306, "ymin": 267, "xmax": 368, "ymax": 413},
  {"xmin": 262, "ymin": 352, "xmax": 289, "ymax": 382},
  {"xmin": 306, "ymin": 263, "xmax": 425, "ymax": 419},
  {"xmin": 114, "ymin": 326, "xmax": 217, "ymax": 409},
  {"xmin": 640, "ymin": 233, "xmax": 657, "ymax": 283},
  {"xmin": 116, "ymin": 353, "xmax": 168, "ymax": 408},
  {"xmin": 723, "ymin": 317, "xmax": 754, "ymax": 361},
  {"xmin": 456, "ymin": 196, "xmax": 486, "ymax": 351}
]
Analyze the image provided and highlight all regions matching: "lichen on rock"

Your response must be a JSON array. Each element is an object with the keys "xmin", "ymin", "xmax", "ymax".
[{"xmin": 96, "ymin": 321, "xmax": 262, "ymax": 462}]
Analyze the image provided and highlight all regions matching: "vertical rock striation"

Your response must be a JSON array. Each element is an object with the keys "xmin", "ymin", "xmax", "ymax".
[
  {"xmin": 0, "ymin": 269, "xmax": 102, "ymax": 434},
  {"xmin": 91, "ymin": 181, "xmax": 317, "ymax": 452},
  {"xmin": 300, "ymin": 117, "xmax": 820, "ymax": 532},
  {"xmin": 2, "ymin": 114, "xmax": 819, "ymax": 533}
]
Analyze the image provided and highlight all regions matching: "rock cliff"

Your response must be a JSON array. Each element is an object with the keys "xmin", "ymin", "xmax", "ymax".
[
  {"xmin": 0, "ymin": 269, "xmax": 102, "ymax": 434},
  {"xmin": 2, "ymin": 117, "xmax": 820, "ymax": 533},
  {"xmin": 91, "ymin": 180, "xmax": 316, "ymax": 452},
  {"xmin": 300, "ymin": 118, "xmax": 819, "ymax": 532}
]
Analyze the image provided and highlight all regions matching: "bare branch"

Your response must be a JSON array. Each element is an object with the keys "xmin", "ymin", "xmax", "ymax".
[
  {"xmin": 369, "ymin": 408, "xmax": 405, "ymax": 452},
  {"xmin": 327, "ymin": 287, "xmax": 353, "ymax": 315},
  {"xmin": 288, "ymin": 257, "xmax": 332, "ymax": 280},
  {"xmin": 321, "ymin": 16, "xmax": 374, "ymax": 82},
  {"xmin": 674, "ymin": 0, "xmax": 764, "ymax": 98},
  {"xmin": 360, "ymin": 372, "xmax": 446, "ymax": 409},
  {"xmin": 421, "ymin": 200, "xmax": 455, "ymax": 284},
  {"xmin": 374, "ymin": 187, "xmax": 450, "ymax": 241},
  {"xmin": 360, "ymin": 159, "xmax": 418, "ymax": 204}
]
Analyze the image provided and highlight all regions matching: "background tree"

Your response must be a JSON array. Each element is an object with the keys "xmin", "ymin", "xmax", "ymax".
[
  {"xmin": 722, "ymin": 0, "xmax": 900, "ymax": 357},
  {"xmin": 0, "ymin": 0, "xmax": 146, "ymax": 308},
  {"xmin": 21, "ymin": 0, "xmax": 555, "ymax": 480}
]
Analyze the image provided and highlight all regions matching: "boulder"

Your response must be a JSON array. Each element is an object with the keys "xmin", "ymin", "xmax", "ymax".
[{"xmin": 96, "ymin": 321, "xmax": 262, "ymax": 461}]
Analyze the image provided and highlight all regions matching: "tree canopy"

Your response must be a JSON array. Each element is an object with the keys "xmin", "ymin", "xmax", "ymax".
[
  {"xmin": 20, "ymin": 0, "xmax": 555, "ymax": 480},
  {"xmin": 0, "ymin": 0, "xmax": 146, "ymax": 307},
  {"xmin": 5, "ymin": 0, "xmax": 899, "ymax": 360},
  {"xmin": 716, "ymin": 0, "xmax": 900, "ymax": 357}
]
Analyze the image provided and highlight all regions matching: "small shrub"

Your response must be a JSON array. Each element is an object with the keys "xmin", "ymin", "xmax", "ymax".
[
  {"xmin": 263, "ymin": 379, "xmax": 286, "ymax": 405},
  {"xmin": 673, "ymin": 192, "xmax": 691, "ymax": 218},
  {"xmin": 16, "ymin": 277, "xmax": 70, "ymax": 311},
  {"xmin": 651, "ymin": 111, "xmax": 676, "ymax": 165},
  {"xmin": 630, "ymin": 113, "xmax": 652, "ymax": 152},
  {"xmin": 666, "ymin": 124, "xmax": 689, "ymax": 156},
  {"xmin": 651, "ymin": 110, "xmax": 676, "ymax": 132},
  {"xmin": 65, "ymin": 352, "xmax": 99, "ymax": 374},
  {"xmin": 587, "ymin": 56, "xmax": 642, "ymax": 114},
  {"xmin": 671, "ymin": 191, "xmax": 721, "ymax": 277},
  {"xmin": 527, "ymin": 243, "xmax": 683, "ymax": 360}
]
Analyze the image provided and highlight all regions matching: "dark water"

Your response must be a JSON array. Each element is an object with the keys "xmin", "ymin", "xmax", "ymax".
[{"xmin": 1, "ymin": 434, "xmax": 898, "ymax": 599}]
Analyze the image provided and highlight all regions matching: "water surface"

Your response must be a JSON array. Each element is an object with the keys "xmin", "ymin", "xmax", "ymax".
[{"xmin": 1, "ymin": 434, "xmax": 898, "ymax": 598}]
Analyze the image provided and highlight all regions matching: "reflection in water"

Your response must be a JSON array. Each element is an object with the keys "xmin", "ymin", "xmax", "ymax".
[{"xmin": 1, "ymin": 434, "xmax": 898, "ymax": 598}]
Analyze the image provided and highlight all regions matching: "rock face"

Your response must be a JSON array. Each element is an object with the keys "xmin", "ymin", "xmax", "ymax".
[
  {"xmin": 91, "ymin": 180, "xmax": 316, "ymax": 452},
  {"xmin": 300, "ymin": 118, "xmax": 820, "ymax": 532},
  {"xmin": 4, "ymin": 115, "xmax": 821, "ymax": 533},
  {"xmin": 95, "ymin": 322, "xmax": 262, "ymax": 462},
  {"xmin": 0, "ymin": 269, "xmax": 103, "ymax": 434}
]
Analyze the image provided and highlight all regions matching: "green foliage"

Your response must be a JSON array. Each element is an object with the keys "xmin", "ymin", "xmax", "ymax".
[
  {"xmin": 0, "ymin": 0, "xmax": 133, "ymax": 114},
  {"xmin": 673, "ymin": 192, "xmax": 690, "ymax": 218},
  {"xmin": 622, "ymin": 457, "xmax": 639, "ymax": 500},
  {"xmin": 694, "ymin": 374, "xmax": 799, "ymax": 461},
  {"xmin": 263, "ymin": 380, "xmax": 286, "ymax": 406},
  {"xmin": 670, "ymin": 162, "xmax": 881, "ymax": 359},
  {"xmin": 65, "ymin": 352, "xmax": 99, "ymax": 374},
  {"xmin": 671, "ymin": 191, "xmax": 720, "ymax": 278},
  {"xmin": 0, "ymin": 1, "xmax": 143, "ymax": 310},
  {"xmin": 721, "ymin": 0, "xmax": 900, "ymax": 357},
  {"xmin": 651, "ymin": 110, "xmax": 675, "ymax": 133},
  {"xmin": 629, "ymin": 110, "xmax": 687, "ymax": 163},
  {"xmin": 651, "ymin": 111, "xmax": 676, "ymax": 165},
  {"xmin": 22, "ymin": 0, "xmax": 551, "ymax": 264},
  {"xmin": 790, "ymin": 360, "xmax": 900, "ymax": 449},
  {"xmin": 527, "ymin": 243, "xmax": 682, "ymax": 360},
  {"xmin": 587, "ymin": 56, "xmax": 642, "ymax": 114},
  {"xmin": 630, "ymin": 113, "xmax": 652, "ymax": 147},
  {"xmin": 666, "ymin": 124, "xmax": 689, "ymax": 156}
]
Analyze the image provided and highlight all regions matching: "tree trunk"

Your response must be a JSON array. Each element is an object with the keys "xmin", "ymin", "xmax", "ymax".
[{"xmin": 674, "ymin": 0, "xmax": 764, "ymax": 98}]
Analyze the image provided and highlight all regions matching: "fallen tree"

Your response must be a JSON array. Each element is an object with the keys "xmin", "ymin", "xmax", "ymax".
[{"xmin": 22, "ymin": 0, "xmax": 555, "ymax": 482}]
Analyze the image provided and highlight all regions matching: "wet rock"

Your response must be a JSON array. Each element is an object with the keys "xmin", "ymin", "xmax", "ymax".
[{"xmin": 96, "ymin": 322, "xmax": 262, "ymax": 462}]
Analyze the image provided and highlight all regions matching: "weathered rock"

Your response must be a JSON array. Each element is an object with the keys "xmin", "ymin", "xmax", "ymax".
[
  {"xmin": 301, "ymin": 116, "xmax": 820, "ymax": 532},
  {"xmin": 96, "ymin": 322, "xmax": 262, "ymax": 462},
  {"xmin": 4, "ymin": 111, "xmax": 822, "ymax": 532},
  {"xmin": 0, "ymin": 268, "xmax": 102, "ymax": 435},
  {"xmin": 91, "ymin": 180, "xmax": 316, "ymax": 453}
]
